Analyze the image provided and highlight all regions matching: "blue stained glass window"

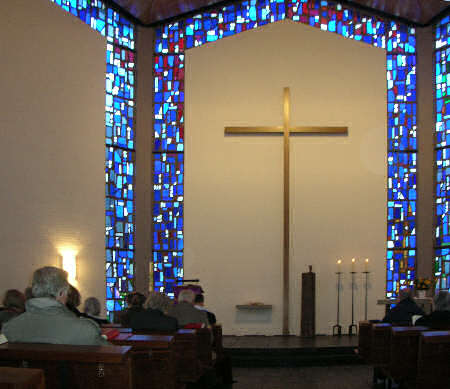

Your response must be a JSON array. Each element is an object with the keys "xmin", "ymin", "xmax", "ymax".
[
  {"xmin": 49, "ymin": 0, "xmax": 135, "ymax": 319},
  {"xmin": 435, "ymin": 16, "xmax": 450, "ymax": 293},
  {"xmin": 153, "ymin": 0, "xmax": 417, "ymax": 299}
]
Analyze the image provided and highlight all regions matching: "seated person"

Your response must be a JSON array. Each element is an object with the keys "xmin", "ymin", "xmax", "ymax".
[
  {"xmin": 130, "ymin": 292, "xmax": 178, "ymax": 332},
  {"xmin": 82, "ymin": 297, "xmax": 109, "ymax": 325},
  {"xmin": 118, "ymin": 292, "xmax": 146, "ymax": 327},
  {"xmin": 0, "ymin": 289, "xmax": 26, "ymax": 330},
  {"xmin": 382, "ymin": 288, "xmax": 424, "ymax": 325},
  {"xmin": 3, "ymin": 266, "xmax": 108, "ymax": 345},
  {"xmin": 415, "ymin": 291, "xmax": 450, "ymax": 329},
  {"xmin": 194, "ymin": 293, "xmax": 216, "ymax": 325},
  {"xmin": 168, "ymin": 289, "xmax": 209, "ymax": 328},
  {"xmin": 24, "ymin": 287, "xmax": 33, "ymax": 301},
  {"xmin": 66, "ymin": 284, "xmax": 82, "ymax": 317}
]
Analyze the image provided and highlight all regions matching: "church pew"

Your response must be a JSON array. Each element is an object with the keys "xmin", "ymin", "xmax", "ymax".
[
  {"xmin": 415, "ymin": 331, "xmax": 450, "ymax": 389},
  {"xmin": 0, "ymin": 343, "xmax": 133, "ymax": 389},
  {"xmin": 369, "ymin": 323, "xmax": 392, "ymax": 366},
  {"xmin": 0, "ymin": 367, "xmax": 46, "ymax": 389},
  {"xmin": 212, "ymin": 324, "xmax": 224, "ymax": 359},
  {"xmin": 388, "ymin": 326, "xmax": 429, "ymax": 387},
  {"xmin": 110, "ymin": 333, "xmax": 178, "ymax": 389},
  {"xmin": 195, "ymin": 327, "xmax": 213, "ymax": 368},
  {"xmin": 132, "ymin": 328, "xmax": 208, "ymax": 383},
  {"xmin": 168, "ymin": 329, "xmax": 206, "ymax": 383},
  {"xmin": 357, "ymin": 321, "xmax": 371, "ymax": 362}
]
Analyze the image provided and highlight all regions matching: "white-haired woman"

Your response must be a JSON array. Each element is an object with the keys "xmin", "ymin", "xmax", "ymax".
[{"xmin": 82, "ymin": 297, "xmax": 109, "ymax": 325}]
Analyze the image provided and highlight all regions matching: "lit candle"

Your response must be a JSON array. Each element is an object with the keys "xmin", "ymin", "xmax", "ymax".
[
  {"xmin": 337, "ymin": 259, "xmax": 342, "ymax": 272},
  {"xmin": 351, "ymin": 258, "xmax": 356, "ymax": 272},
  {"xmin": 364, "ymin": 258, "xmax": 369, "ymax": 272}
]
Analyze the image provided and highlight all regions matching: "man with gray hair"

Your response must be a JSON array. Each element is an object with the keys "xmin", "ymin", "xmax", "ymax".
[
  {"xmin": 3, "ymin": 266, "xmax": 108, "ymax": 345},
  {"xmin": 168, "ymin": 289, "xmax": 209, "ymax": 327}
]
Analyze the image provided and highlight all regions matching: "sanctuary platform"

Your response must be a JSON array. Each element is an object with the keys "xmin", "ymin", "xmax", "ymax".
[{"xmin": 223, "ymin": 335, "xmax": 360, "ymax": 368}]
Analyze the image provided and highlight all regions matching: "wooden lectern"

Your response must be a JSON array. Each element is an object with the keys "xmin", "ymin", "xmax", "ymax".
[{"xmin": 301, "ymin": 266, "xmax": 316, "ymax": 337}]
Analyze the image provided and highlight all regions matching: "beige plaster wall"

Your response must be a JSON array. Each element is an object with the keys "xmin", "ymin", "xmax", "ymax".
[
  {"xmin": 185, "ymin": 20, "xmax": 387, "ymax": 335},
  {"xmin": 0, "ymin": 0, "xmax": 105, "ymax": 311}
]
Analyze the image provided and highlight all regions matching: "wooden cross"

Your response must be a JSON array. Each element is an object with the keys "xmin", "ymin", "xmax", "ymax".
[{"xmin": 225, "ymin": 87, "xmax": 348, "ymax": 335}]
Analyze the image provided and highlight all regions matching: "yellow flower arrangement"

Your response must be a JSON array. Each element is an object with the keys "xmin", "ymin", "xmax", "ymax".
[{"xmin": 414, "ymin": 278, "xmax": 435, "ymax": 291}]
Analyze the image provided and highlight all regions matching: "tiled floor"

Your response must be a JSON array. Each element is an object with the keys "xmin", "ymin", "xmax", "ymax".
[{"xmin": 231, "ymin": 365, "xmax": 373, "ymax": 389}]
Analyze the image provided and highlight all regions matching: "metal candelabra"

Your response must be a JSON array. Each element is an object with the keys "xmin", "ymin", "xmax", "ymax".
[
  {"xmin": 348, "ymin": 271, "xmax": 357, "ymax": 336},
  {"xmin": 332, "ymin": 271, "xmax": 343, "ymax": 336},
  {"xmin": 363, "ymin": 271, "xmax": 370, "ymax": 320}
]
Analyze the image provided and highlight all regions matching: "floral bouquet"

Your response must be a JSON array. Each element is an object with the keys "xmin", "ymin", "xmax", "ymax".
[{"xmin": 414, "ymin": 278, "xmax": 435, "ymax": 290}]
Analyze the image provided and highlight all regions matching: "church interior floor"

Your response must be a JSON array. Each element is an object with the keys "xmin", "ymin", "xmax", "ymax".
[
  {"xmin": 231, "ymin": 365, "xmax": 373, "ymax": 389},
  {"xmin": 223, "ymin": 335, "xmax": 358, "ymax": 349},
  {"xmin": 223, "ymin": 335, "xmax": 361, "ymax": 368}
]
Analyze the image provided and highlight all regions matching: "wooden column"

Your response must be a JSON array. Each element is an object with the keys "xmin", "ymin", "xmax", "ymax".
[{"xmin": 301, "ymin": 265, "xmax": 315, "ymax": 337}]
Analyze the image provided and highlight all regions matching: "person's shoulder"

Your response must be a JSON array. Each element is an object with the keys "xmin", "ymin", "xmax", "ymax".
[{"xmin": 73, "ymin": 316, "xmax": 102, "ymax": 333}]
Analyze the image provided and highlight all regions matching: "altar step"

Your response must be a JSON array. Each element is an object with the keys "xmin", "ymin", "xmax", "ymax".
[{"xmin": 223, "ymin": 335, "xmax": 362, "ymax": 368}]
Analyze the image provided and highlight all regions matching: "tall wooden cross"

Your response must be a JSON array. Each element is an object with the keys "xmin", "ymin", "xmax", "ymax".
[{"xmin": 225, "ymin": 87, "xmax": 348, "ymax": 335}]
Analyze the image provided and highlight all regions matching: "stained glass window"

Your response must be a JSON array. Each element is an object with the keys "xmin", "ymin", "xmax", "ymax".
[
  {"xmin": 49, "ymin": 0, "xmax": 136, "ymax": 320},
  {"xmin": 153, "ymin": 0, "xmax": 417, "ymax": 298},
  {"xmin": 435, "ymin": 16, "xmax": 450, "ymax": 291}
]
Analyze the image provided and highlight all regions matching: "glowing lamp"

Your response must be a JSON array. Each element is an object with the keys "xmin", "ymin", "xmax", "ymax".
[{"xmin": 60, "ymin": 250, "xmax": 77, "ymax": 284}]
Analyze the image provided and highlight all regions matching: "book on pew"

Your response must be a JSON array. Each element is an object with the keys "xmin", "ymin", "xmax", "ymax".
[
  {"xmin": 102, "ymin": 329, "xmax": 120, "ymax": 340},
  {"xmin": 0, "ymin": 333, "xmax": 8, "ymax": 345}
]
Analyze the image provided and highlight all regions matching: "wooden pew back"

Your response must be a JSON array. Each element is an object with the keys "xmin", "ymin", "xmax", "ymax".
[
  {"xmin": 195, "ymin": 327, "xmax": 213, "ymax": 368},
  {"xmin": 416, "ymin": 331, "xmax": 450, "ymax": 389},
  {"xmin": 389, "ymin": 326, "xmax": 429, "ymax": 385},
  {"xmin": 0, "ymin": 367, "xmax": 46, "ymax": 389},
  {"xmin": 132, "ymin": 328, "xmax": 213, "ymax": 383},
  {"xmin": 110, "ymin": 333, "xmax": 177, "ymax": 389},
  {"xmin": 358, "ymin": 321, "xmax": 371, "ymax": 362},
  {"xmin": 370, "ymin": 323, "xmax": 392, "ymax": 366},
  {"xmin": 0, "ymin": 343, "xmax": 132, "ymax": 389}
]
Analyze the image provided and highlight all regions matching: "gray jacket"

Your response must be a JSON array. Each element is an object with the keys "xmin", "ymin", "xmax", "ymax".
[
  {"xmin": 168, "ymin": 301, "xmax": 209, "ymax": 327},
  {"xmin": 3, "ymin": 297, "xmax": 109, "ymax": 346}
]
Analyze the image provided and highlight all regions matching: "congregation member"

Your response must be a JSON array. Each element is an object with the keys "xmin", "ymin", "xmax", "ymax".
[
  {"xmin": 415, "ymin": 290, "xmax": 450, "ymax": 329},
  {"xmin": 0, "ymin": 289, "xmax": 26, "ymax": 330},
  {"xmin": 66, "ymin": 284, "xmax": 82, "ymax": 317},
  {"xmin": 168, "ymin": 289, "xmax": 209, "ymax": 328},
  {"xmin": 118, "ymin": 291, "xmax": 146, "ymax": 326},
  {"xmin": 82, "ymin": 296, "xmax": 109, "ymax": 325},
  {"xmin": 130, "ymin": 291, "xmax": 178, "ymax": 331},
  {"xmin": 3, "ymin": 266, "xmax": 108, "ymax": 345},
  {"xmin": 24, "ymin": 287, "xmax": 33, "ymax": 301},
  {"xmin": 194, "ymin": 293, "xmax": 217, "ymax": 325},
  {"xmin": 382, "ymin": 288, "xmax": 424, "ymax": 325}
]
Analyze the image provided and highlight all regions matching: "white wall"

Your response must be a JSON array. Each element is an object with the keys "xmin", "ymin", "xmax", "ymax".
[
  {"xmin": 185, "ymin": 20, "xmax": 387, "ymax": 335},
  {"xmin": 0, "ymin": 0, "xmax": 105, "ymax": 311}
]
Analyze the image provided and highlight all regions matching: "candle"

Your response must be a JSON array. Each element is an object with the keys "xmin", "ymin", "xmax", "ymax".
[
  {"xmin": 351, "ymin": 258, "xmax": 356, "ymax": 272},
  {"xmin": 337, "ymin": 259, "xmax": 342, "ymax": 272},
  {"xmin": 364, "ymin": 258, "xmax": 369, "ymax": 272}
]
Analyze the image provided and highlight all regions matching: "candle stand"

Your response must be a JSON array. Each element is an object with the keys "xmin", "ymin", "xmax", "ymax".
[
  {"xmin": 348, "ymin": 271, "xmax": 357, "ymax": 336},
  {"xmin": 363, "ymin": 271, "xmax": 370, "ymax": 320},
  {"xmin": 332, "ymin": 271, "xmax": 343, "ymax": 336}
]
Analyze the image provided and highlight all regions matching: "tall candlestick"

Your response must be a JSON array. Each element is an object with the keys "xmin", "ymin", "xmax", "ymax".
[
  {"xmin": 351, "ymin": 258, "xmax": 356, "ymax": 272},
  {"xmin": 337, "ymin": 259, "xmax": 342, "ymax": 272},
  {"xmin": 364, "ymin": 258, "xmax": 369, "ymax": 272}
]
